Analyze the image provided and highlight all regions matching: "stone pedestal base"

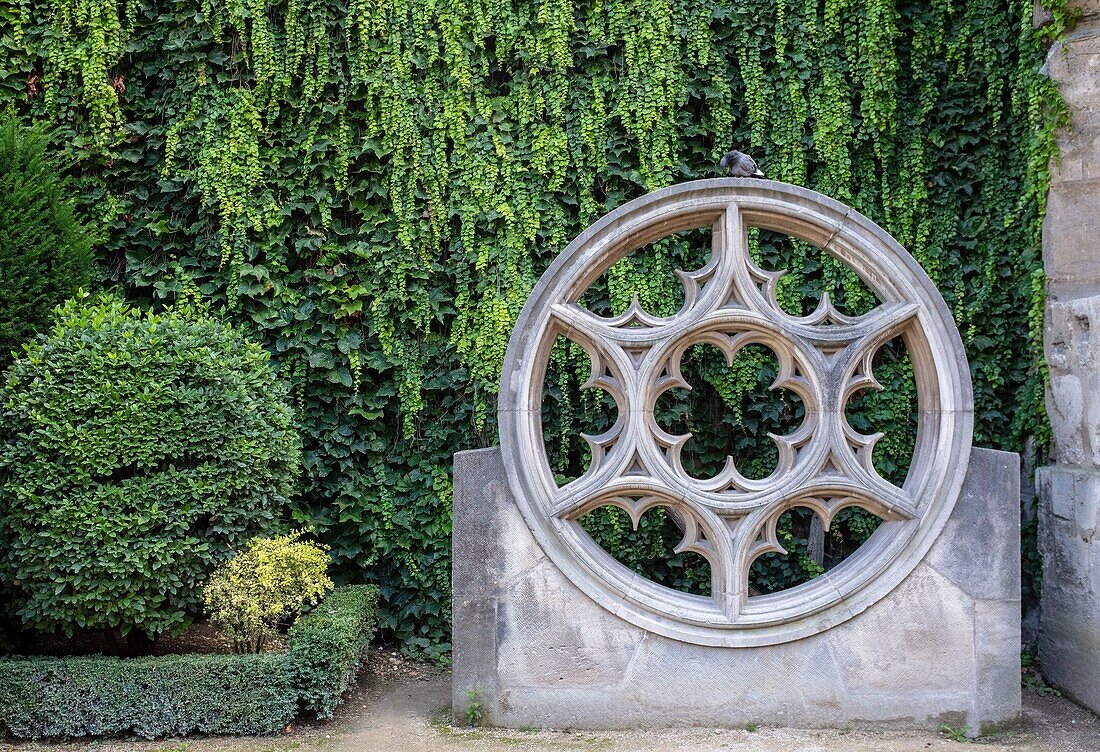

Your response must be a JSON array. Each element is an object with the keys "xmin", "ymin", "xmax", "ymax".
[
  {"xmin": 452, "ymin": 447, "xmax": 1021, "ymax": 734},
  {"xmin": 1038, "ymin": 466, "xmax": 1100, "ymax": 713}
]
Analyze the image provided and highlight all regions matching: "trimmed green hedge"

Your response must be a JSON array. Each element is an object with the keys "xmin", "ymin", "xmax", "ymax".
[
  {"xmin": 288, "ymin": 584, "xmax": 380, "ymax": 719},
  {"xmin": 0, "ymin": 295, "xmax": 301, "ymax": 641},
  {"xmin": 0, "ymin": 653, "xmax": 295, "ymax": 738},
  {"xmin": 0, "ymin": 585, "xmax": 379, "ymax": 739}
]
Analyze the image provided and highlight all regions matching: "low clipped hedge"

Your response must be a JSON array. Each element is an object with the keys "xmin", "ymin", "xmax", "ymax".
[
  {"xmin": 0, "ymin": 585, "xmax": 379, "ymax": 739},
  {"xmin": 288, "ymin": 584, "xmax": 380, "ymax": 718},
  {"xmin": 0, "ymin": 653, "xmax": 295, "ymax": 738}
]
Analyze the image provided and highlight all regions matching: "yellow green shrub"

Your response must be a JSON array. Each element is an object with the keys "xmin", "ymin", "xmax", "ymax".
[{"xmin": 205, "ymin": 531, "xmax": 333, "ymax": 653}]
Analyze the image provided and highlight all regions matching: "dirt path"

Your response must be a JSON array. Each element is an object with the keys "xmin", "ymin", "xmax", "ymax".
[
  {"xmin": 4, "ymin": 666, "xmax": 1100, "ymax": 752},
  {"xmin": 334, "ymin": 671, "xmax": 1100, "ymax": 752}
]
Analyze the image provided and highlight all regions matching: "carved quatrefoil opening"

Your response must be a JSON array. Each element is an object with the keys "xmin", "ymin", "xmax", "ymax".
[
  {"xmin": 580, "ymin": 227, "xmax": 713, "ymax": 321},
  {"xmin": 752, "ymin": 227, "xmax": 881, "ymax": 319},
  {"xmin": 541, "ymin": 334, "xmax": 621, "ymax": 486},
  {"xmin": 843, "ymin": 335, "xmax": 918, "ymax": 488},
  {"xmin": 748, "ymin": 504, "xmax": 885, "ymax": 596},
  {"xmin": 499, "ymin": 180, "xmax": 973, "ymax": 647},
  {"xmin": 578, "ymin": 503, "xmax": 713, "ymax": 596},
  {"xmin": 653, "ymin": 342, "xmax": 806, "ymax": 482}
]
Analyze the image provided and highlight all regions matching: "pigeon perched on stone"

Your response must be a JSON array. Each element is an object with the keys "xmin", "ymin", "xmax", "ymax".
[{"xmin": 720, "ymin": 149, "xmax": 765, "ymax": 178}]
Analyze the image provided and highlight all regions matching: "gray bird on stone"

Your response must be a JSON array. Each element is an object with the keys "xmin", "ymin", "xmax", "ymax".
[{"xmin": 720, "ymin": 149, "xmax": 765, "ymax": 178}]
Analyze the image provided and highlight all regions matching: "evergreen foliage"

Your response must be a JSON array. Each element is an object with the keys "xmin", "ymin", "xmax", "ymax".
[
  {"xmin": 0, "ymin": 585, "xmax": 379, "ymax": 738},
  {"xmin": 0, "ymin": 296, "xmax": 301, "ymax": 640},
  {"xmin": 287, "ymin": 584, "xmax": 380, "ymax": 719},
  {"xmin": 0, "ymin": 653, "xmax": 297, "ymax": 738},
  {"xmin": 0, "ymin": 115, "xmax": 92, "ymax": 368},
  {"xmin": 0, "ymin": 0, "xmax": 1071, "ymax": 652}
]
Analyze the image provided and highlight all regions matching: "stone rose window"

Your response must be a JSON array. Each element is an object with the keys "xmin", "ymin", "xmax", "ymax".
[{"xmin": 498, "ymin": 180, "xmax": 973, "ymax": 647}]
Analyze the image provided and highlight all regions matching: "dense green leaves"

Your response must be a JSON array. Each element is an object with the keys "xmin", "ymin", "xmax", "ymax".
[
  {"xmin": 0, "ymin": 585, "xmax": 379, "ymax": 738},
  {"xmin": 0, "ymin": 653, "xmax": 297, "ymax": 738},
  {"xmin": 0, "ymin": 296, "xmax": 301, "ymax": 639},
  {"xmin": 0, "ymin": 115, "xmax": 93, "ymax": 369},
  {"xmin": 0, "ymin": 0, "xmax": 1067, "ymax": 651},
  {"xmin": 287, "ymin": 584, "xmax": 379, "ymax": 719}
]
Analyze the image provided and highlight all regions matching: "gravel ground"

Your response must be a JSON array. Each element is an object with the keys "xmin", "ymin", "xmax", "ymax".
[{"xmin": 4, "ymin": 648, "xmax": 1099, "ymax": 752}]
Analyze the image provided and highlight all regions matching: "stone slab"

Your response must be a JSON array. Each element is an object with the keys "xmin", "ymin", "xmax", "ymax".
[
  {"xmin": 453, "ymin": 447, "xmax": 1021, "ymax": 734},
  {"xmin": 1044, "ymin": 21, "xmax": 1100, "ymax": 135},
  {"xmin": 1042, "ymin": 20, "xmax": 1100, "ymax": 299},
  {"xmin": 1038, "ymin": 3, "xmax": 1100, "ymax": 720},
  {"xmin": 1045, "ymin": 294, "xmax": 1100, "ymax": 467},
  {"xmin": 1043, "ymin": 184, "xmax": 1100, "ymax": 298},
  {"xmin": 1037, "ymin": 465, "xmax": 1100, "ymax": 714}
]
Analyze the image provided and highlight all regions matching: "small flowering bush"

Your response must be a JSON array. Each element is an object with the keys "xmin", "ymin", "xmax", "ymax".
[{"xmin": 205, "ymin": 530, "xmax": 333, "ymax": 653}]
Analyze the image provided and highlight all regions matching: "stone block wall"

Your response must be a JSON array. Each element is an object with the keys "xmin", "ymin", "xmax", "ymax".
[{"xmin": 1038, "ymin": 0, "xmax": 1100, "ymax": 714}]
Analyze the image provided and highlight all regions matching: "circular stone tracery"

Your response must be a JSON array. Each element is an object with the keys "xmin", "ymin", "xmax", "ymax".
[{"xmin": 498, "ymin": 180, "xmax": 973, "ymax": 647}]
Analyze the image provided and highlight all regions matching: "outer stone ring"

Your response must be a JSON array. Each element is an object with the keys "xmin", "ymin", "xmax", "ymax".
[{"xmin": 498, "ymin": 180, "xmax": 973, "ymax": 646}]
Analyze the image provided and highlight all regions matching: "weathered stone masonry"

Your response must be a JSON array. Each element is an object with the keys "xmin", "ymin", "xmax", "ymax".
[
  {"xmin": 454, "ymin": 180, "xmax": 1021, "ymax": 734},
  {"xmin": 1038, "ymin": 0, "xmax": 1100, "ymax": 715}
]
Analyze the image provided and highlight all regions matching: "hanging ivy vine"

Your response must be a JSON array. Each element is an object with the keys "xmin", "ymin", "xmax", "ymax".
[{"xmin": 0, "ymin": 0, "xmax": 1070, "ymax": 654}]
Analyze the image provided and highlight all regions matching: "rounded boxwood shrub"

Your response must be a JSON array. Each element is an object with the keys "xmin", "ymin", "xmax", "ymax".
[
  {"xmin": 0, "ymin": 115, "xmax": 93, "ymax": 369},
  {"xmin": 0, "ymin": 295, "xmax": 301, "ymax": 641}
]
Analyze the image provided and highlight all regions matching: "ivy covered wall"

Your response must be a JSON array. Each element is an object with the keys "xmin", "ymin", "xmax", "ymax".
[{"xmin": 0, "ymin": 0, "xmax": 1069, "ymax": 654}]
